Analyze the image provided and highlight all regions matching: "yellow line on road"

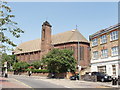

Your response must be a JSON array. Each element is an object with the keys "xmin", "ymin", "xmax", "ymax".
[
  {"xmin": 13, "ymin": 78, "xmax": 34, "ymax": 89},
  {"xmin": 96, "ymin": 86, "xmax": 111, "ymax": 88}
]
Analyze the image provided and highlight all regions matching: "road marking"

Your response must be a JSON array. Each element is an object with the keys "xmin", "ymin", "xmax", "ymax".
[
  {"xmin": 64, "ymin": 86, "xmax": 71, "ymax": 88},
  {"xmin": 96, "ymin": 86, "xmax": 111, "ymax": 88},
  {"xmin": 12, "ymin": 78, "xmax": 33, "ymax": 89}
]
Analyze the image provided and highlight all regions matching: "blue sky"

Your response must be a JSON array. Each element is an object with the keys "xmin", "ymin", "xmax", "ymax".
[{"xmin": 8, "ymin": 2, "xmax": 118, "ymax": 46}]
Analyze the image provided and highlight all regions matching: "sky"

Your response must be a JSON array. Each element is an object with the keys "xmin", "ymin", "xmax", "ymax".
[{"xmin": 6, "ymin": 2, "xmax": 118, "ymax": 54}]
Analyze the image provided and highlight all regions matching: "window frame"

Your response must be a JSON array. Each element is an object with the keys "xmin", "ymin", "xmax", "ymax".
[
  {"xmin": 110, "ymin": 31, "xmax": 118, "ymax": 41},
  {"xmin": 100, "ymin": 35, "xmax": 107, "ymax": 44},
  {"xmin": 112, "ymin": 65, "xmax": 116, "ymax": 75},
  {"xmin": 92, "ymin": 38, "xmax": 98, "ymax": 46},
  {"xmin": 101, "ymin": 49, "xmax": 108, "ymax": 58},
  {"xmin": 111, "ymin": 46, "xmax": 118, "ymax": 56},
  {"xmin": 97, "ymin": 66, "xmax": 106, "ymax": 74},
  {"xmin": 93, "ymin": 51, "xmax": 99, "ymax": 60}
]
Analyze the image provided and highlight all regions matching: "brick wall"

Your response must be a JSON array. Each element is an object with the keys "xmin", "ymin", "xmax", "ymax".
[
  {"xmin": 16, "ymin": 51, "xmax": 41, "ymax": 62},
  {"xmin": 54, "ymin": 42, "xmax": 90, "ymax": 67},
  {"xmin": 16, "ymin": 42, "xmax": 90, "ymax": 67},
  {"xmin": 41, "ymin": 22, "xmax": 52, "ymax": 58},
  {"xmin": 90, "ymin": 29, "xmax": 119, "ymax": 60}
]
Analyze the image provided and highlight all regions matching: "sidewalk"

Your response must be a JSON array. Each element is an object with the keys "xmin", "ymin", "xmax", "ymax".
[
  {"xmin": 0, "ymin": 76, "xmax": 30, "ymax": 88},
  {"xmin": 29, "ymin": 75, "xmax": 119, "ymax": 88}
]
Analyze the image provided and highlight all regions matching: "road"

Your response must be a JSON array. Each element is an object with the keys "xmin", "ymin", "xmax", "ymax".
[
  {"xmin": 9, "ymin": 75, "xmax": 66, "ymax": 88},
  {"xmin": 1, "ymin": 74, "xmax": 116, "ymax": 89}
]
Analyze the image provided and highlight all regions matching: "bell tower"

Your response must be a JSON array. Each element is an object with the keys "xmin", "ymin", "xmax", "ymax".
[{"xmin": 41, "ymin": 21, "xmax": 52, "ymax": 58}]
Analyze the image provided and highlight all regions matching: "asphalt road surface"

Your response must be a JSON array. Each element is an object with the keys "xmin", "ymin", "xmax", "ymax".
[
  {"xmin": 9, "ymin": 75, "xmax": 66, "ymax": 88},
  {"xmin": 7, "ymin": 74, "xmax": 116, "ymax": 90}
]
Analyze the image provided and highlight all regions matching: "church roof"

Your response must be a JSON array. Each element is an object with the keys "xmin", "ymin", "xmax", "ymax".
[
  {"xmin": 52, "ymin": 30, "xmax": 88, "ymax": 44},
  {"xmin": 42, "ymin": 21, "xmax": 52, "ymax": 27},
  {"xmin": 14, "ymin": 30, "xmax": 89, "ymax": 54}
]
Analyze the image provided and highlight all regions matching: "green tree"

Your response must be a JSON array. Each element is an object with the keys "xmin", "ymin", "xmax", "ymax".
[
  {"xmin": 0, "ymin": 1, "xmax": 24, "ymax": 50},
  {"xmin": 13, "ymin": 61, "xmax": 29, "ymax": 72},
  {"xmin": 1, "ymin": 53, "xmax": 17, "ymax": 69},
  {"xmin": 31, "ymin": 61, "xmax": 43, "ymax": 69},
  {"xmin": 42, "ymin": 49, "xmax": 76, "ymax": 73}
]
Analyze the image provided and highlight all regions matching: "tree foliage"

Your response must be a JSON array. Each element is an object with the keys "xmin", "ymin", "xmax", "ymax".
[
  {"xmin": 42, "ymin": 49, "xmax": 76, "ymax": 73},
  {"xmin": 13, "ymin": 61, "xmax": 29, "ymax": 72},
  {"xmin": 1, "ymin": 53, "xmax": 17, "ymax": 68},
  {"xmin": 0, "ymin": 1, "xmax": 24, "ymax": 50},
  {"xmin": 31, "ymin": 61, "xmax": 43, "ymax": 69}
]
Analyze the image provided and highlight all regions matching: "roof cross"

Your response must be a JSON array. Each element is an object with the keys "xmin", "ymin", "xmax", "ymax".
[{"xmin": 76, "ymin": 25, "xmax": 78, "ymax": 30}]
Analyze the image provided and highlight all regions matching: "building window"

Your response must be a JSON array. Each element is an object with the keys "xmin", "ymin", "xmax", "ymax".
[
  {"xmin": 98, "ymin": 66, "xmax": 106, "ymax": 74},
  {"xmin": 42, "ymin": 29, "xmax": 45, "ymax": 40},
  {"xmin": 101, "ymin": 49, "xmax": 108, "ymax": 58},
  {"xmin": 110, "ymin": 31, "xmax": 118, "ymax": 41},
  {"xmin": 72, "ymin": 46, "xmax": 75, "ymax": 56},
  {"xmin": 92, "ymin": 38, "xmax": 98, "ymax": 46},
  {"xmin": 112, "ymin": 65, "xmax": 116, "ymax": 75},
  {"xmin": 100, "ymin": 35, "xmax": 107, "ymax": 44},
  {"xmin": 71, "ymin": 46, "xmax": 75, "ymax": 52},
  {"xmin": 80, "ymin": 46, "xmax": 84, "ymax": 60},
  {"xmin": 111, "ymin": 46, "xmax": 118, "ymax": 56},
  {"xmin": 93, "ymin": 51, "xmax": 99, "ymax": 60}
]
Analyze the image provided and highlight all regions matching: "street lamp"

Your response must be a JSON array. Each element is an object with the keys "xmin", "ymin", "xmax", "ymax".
[
  {"xmin": 77, "ymin": 30, "xmax": 81, "ymax": 80},
  {"xmin": 72, "ymin": 27, "xmax": 81, "ymax": 80}
]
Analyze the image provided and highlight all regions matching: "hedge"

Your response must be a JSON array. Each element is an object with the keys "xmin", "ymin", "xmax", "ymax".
[
  {"xmin": 8, "ymin": 69, "xmax": 14, "ymax": 72},
  {"xmin": 26, "ymin": 69, "xmax": 49, "ymax": 73}
]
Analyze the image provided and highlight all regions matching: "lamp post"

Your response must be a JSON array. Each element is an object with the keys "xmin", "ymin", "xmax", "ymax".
[
  {"xmin": 77, "ymin": 32, "xmax": 81, "ymax": 80},
  {"xmin": 76, "ymin": 25, "xmax": 81, "ymax": 80},
  {"xmin": 72, "ymin": 27, "xmax": 81, "ymax": 80}
]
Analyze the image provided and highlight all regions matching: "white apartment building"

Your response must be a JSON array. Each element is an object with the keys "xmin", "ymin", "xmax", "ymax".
[{"xmin": 89, "ymin": 24, "xmax": 120, "ymax": 77}]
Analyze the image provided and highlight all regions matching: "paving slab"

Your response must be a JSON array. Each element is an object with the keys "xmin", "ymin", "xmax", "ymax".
[{"xmin": 0, "ymin": 77, "xmax": 30, "ymax": 89}]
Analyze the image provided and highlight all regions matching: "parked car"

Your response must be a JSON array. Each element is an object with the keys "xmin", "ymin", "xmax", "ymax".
[
  {"xmin": 91, "ymin": 72, "xmax": 112, "ymax": 82},
  {"xmin": 70, "ymin": 74, "xmax": 79, "ymax": 80}
]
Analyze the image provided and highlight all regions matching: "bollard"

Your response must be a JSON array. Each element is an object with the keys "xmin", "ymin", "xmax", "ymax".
[
  {"xmin": 4, "ymin": 73, "xmax": 8, "ymax": 78},
  {"xmin": 51, "ymin": 73, "xmax": 55, "ymax": 78},
  {"xmin": 112, "ymin": 77, "xmax": 117, "ymax": 85},
  {"xmin": 77, "ymin": 74, "xmax": 79, "ymax": 80}
]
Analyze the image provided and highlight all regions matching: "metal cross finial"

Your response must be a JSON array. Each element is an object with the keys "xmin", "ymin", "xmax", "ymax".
[{"xmin": 76, "ymin": 25, "xmax": 78, "ymax": 30}]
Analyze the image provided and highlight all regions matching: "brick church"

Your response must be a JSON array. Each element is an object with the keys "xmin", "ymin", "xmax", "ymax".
[{"xmin": 13, "ymin": 21, "xmax": 90, "ymax": 69}]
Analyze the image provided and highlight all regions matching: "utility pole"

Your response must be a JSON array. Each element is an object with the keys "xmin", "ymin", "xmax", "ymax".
[
  {"xmin": 72, "ymin": 25, "xmax": 81, "ymax": 80},
  {"xmin": 76, "ymin": 25, "xmax": 81, "ymax": 80}
]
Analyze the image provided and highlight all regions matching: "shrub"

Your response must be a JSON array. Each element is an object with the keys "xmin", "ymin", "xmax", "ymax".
[
  {"xmin": 31, "ymin": 61, "xmax": 43, "ymax": 69},
  {"xmin": 8, "ymin": 69, "xmax": 14, "ymax": 72},
  {"xmin": 26, "ymin": 69, "xmax": 49, "ymax": 73},
  {"xmin": 13, "ymin": 61, "xmax": 29, "ymax": 72}
]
